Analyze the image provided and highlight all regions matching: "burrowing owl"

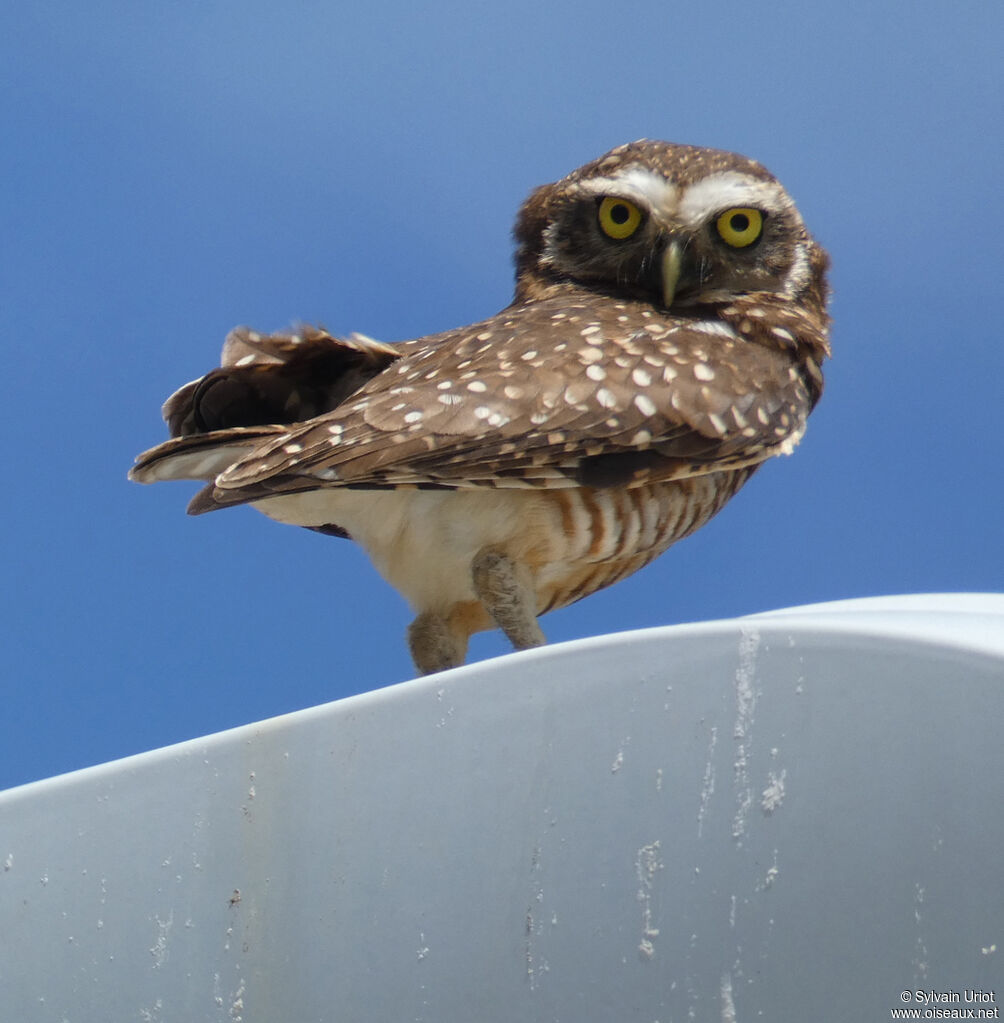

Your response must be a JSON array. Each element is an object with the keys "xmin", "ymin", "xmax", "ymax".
[{"xmin": 131, "ymin": 140, "xmax": 830, "ymax": 675}]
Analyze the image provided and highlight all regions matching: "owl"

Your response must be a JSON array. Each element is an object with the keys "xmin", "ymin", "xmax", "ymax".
[{"xmin": 131, "ymin": 140, "xmax": 830, "ymax": 675}]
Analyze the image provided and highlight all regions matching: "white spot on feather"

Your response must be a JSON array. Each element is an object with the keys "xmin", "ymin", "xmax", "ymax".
[
  {"xmin": 634, "ymin": 393, "xmax": 657, "ymax": 417},
  {"xmin": 692, "ymin": 320, "xmax": 737, "ymax": 339}
]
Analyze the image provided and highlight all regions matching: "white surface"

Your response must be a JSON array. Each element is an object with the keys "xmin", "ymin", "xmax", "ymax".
[{"xmin": 1, "ymin": 595, "xmax": 1002, "ymax": 1021}]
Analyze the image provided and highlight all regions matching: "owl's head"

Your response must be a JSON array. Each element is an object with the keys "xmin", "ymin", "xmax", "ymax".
[{"xmin": 513, "ymin": 140, "xmax": 828, "ymax": 315}]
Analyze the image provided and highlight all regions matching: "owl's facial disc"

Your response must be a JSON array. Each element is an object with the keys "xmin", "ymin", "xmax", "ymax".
[{"xmin": 528, "ymin": 157, "xmax": 815, "ymax": 309}]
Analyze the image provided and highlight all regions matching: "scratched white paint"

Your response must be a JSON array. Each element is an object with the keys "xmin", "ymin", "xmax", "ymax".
[{"xmin": 0, "ymin": 595, "xmax": 1002, "ymax": 1021}]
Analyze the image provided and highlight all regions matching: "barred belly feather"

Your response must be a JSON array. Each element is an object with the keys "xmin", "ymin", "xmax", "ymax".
[{"xmin": 533, "ymin": 469, "xmax": 755, "ymax": 613}]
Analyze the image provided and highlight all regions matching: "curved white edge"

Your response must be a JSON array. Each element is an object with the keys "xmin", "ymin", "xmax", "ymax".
[
  {"xmin": 2, "ymin": 592, "xmax": 1001, "ymax": 803},
  {"xmin": 746, "ymin": 591, "xmax": 1004, "ymax": 658},
  {"xmin": 756, "ymin": 592, "xmax": 1004, "ymax": 616}
]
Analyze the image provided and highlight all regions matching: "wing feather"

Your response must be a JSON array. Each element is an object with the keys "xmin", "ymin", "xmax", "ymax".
[{"xmin": 208, "ymin": 294, "xmax": 822, "ymax": 500}]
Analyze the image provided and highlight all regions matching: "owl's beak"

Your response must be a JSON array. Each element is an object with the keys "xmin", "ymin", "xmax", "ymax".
[{"xmin": 661, "ymin": 241, "xmax": 683, "ymax": 308}]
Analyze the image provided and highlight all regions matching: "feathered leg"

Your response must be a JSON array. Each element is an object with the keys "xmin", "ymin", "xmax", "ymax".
[
  {"xmin": 471, "ymin": 547, "xmax": 546, "ymax": 653},
  {"xmin": 407, "ymin": 611, "xmax": 470, "ymax": 675}
]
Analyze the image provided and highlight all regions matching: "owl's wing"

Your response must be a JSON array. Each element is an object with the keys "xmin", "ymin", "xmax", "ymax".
[{"xmin": 162, "ymin": 294, "xmax": 825, "ymax": 510}]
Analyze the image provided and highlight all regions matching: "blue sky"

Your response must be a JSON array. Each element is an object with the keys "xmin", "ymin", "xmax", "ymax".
[{"xmin": 1, "ymin": 1, "xmax": 1001, "ymax": 790}]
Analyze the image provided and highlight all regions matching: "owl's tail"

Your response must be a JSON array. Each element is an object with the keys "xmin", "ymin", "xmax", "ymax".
[{"xmin": 128, "ymin": 427, "xmax": 287, "ymax": 486}]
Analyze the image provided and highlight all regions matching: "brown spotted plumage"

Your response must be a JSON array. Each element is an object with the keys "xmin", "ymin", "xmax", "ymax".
[{"xmin": 131, "ymin": 140, "xmax": 830, "ymax": 674}]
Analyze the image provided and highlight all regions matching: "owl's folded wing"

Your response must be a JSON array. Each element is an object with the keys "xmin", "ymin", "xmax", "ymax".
[{"xmin": 133, "ymin": 294, "xmax": 824, "ymax": 512}]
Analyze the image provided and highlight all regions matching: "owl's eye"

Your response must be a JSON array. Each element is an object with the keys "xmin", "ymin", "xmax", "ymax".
[
  {"xmin": 715, "ymin": 207, "xmax": 764, "ymax": 248},
  {"xmin": 597, "ymin": 196, "xmax": 643, "ymax": 240}
]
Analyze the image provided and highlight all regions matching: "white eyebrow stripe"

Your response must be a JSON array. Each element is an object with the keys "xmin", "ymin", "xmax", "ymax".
[
  {"xmin": 574, "ymin": 167, "xmax": 679, "ymax": 219},
  {"xmin": 676, "ymin": 171, "xmax": 795, "ymax": 229}
]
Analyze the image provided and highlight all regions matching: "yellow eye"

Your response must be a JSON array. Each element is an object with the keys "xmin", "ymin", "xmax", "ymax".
[
  {"xmin": 598, "ymin": 196, "xmax": 643, "ymax": 240},
  {"xmin": 715, "ymin": 207, "xmax": 764, "ymax": 247}
]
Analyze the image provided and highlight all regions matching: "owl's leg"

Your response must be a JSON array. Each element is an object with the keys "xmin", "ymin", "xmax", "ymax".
[
  {"xmin": 471, "ymin": 547, "xmax": 546, "ymax": 652},
  {"xmin": 407, "ymin": 611, "xmax": 469, "ymax": 675}
]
